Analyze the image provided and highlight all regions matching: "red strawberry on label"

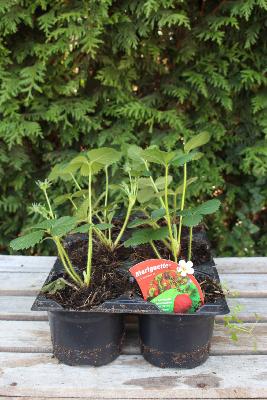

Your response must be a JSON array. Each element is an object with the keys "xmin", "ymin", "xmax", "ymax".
[{"xmin": 173, "ymin": 294, "xmax": 192, "ymax": 313}]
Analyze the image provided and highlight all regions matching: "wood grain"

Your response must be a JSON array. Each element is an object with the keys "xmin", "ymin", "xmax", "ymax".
[
  {"xmin": 0, "ymin": 353, "xmax": 266, "ymax": 399},
  {"xmin": 1, "ymin": 271, "xmax": 266, "ymax": 297},
  {"xmin": 0, "ymin": 256, "xmax": 266, "ymax": 399},
  {"xmin": 1, "ymin": 256, "xmax": 267, "ymax": 273},
  {"xmin": 0, "ymin": 320, "xmax": 265, "ymax": 355},
  {"xmin": 0, "ymin": 296, "xmax": 266, "ymax": 323}
]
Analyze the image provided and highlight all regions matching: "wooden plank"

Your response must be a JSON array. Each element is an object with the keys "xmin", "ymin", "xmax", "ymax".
[
  {"xmin": 215, "ymin": 257, "xmax": 267, "ymax": 274},
  {"xmin": 1, "ymin": 271, "xmax": 266, "ymax": 296},
  {"xmin": 4, "ymin": 396, "xmax": 260, "ymax": 400},
  {"xmin": 0, "ymin": 272, "xmax": 47, "ymax": 295},
  {"xmin": 4, "ymin": 396, "xmax": 267, "ymax": 400},
  {"xmin": 216, "ymin": 298, "xmax": 267, "ymax": 322},
  {"xmin": 0, "ymin": 320, "xmax": 265, "ymax": 356},
  {"xmin": 0, "ymin": 297, "xmax": 47, "ymax": 321},
  {"xmin": 219, "ymin": 274, "xmax": 267, "ymax": 297},
  {"xmin": 1, "ymin": 256, "xmax": 267, "ymax": 274},
  {"xmin": 0, "ymin": 353, "xmax": 266, "ymax": 398},
  {"xmin": 0, "ymin": 297, "xmax": 266, "ymax": 323},
  {"xmin": 0, "ymin": 255, "xmax": 55, "ymax": 272}
]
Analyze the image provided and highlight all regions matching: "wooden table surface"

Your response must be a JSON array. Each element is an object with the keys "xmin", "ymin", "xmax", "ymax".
[{"xmin": 0, "ymin": 256, "xmax": 266, "ymax": 399}]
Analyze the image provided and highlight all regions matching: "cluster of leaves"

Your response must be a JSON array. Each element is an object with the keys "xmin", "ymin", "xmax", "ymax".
[
  {"xmin": 124, "ymin": 132, "xmax": 220, "ymax": 261},
  {"xmin": 10, "ymin": 138, "xmax": 220, "ymax": 287},
  {"xmin": 1, "ymin": 0, "xmax": 267, "ymax": 256},
  {"xmin": 223, "ymin": 304, "xmax": 259, "ymax": 345},
  {"xmin": 10, "ymin": 147, "xmax": 139, "ymax": 287}
]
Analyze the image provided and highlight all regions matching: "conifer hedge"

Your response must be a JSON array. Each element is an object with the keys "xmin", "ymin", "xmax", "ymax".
[{"xmin": 1, "ymin": 0, "xmax": 267, "ymax": 255}]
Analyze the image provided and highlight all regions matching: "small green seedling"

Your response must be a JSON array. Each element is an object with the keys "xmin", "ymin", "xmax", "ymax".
[
  {"xmin": 10, "ymin": 147, "xmax": 138, "ymax": 290},
  {"xmin": 124, "ymin": 132, "xmax": 221, "ymax": 262}
]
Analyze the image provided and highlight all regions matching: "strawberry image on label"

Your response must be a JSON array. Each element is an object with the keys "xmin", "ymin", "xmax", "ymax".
[{"xmin": 129, "ymin": 258, "xmax": 204, "ymax": 314}]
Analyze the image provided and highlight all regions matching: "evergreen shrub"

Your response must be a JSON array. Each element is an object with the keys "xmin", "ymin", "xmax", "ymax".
[{"xmin": 0, "ymin": 0, "xmax": 267, "ymax": 255}]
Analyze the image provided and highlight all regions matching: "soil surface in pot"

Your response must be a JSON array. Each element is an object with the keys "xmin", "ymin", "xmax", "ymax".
[{"xmin": 46, "ymin": 225, "xmax": 224, "ymax": 310}]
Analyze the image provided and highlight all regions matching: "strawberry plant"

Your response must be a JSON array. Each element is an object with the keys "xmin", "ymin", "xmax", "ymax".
[
  {"xmin": 10, "ymin": 147, "xmax": 138, "ymax": 289},
  {"xmin": 124, "ymin": 132, "xmax": 221, "ymax": 262}
]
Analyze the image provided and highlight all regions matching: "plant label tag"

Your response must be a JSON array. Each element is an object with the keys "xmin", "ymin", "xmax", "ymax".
[
  {"xmin": 129, "ymin": 258, "xmax": 204, "ymax": 313},
  {"xmin": 130, "ymin": 259, "xmax": 178, "ymax": 300}
]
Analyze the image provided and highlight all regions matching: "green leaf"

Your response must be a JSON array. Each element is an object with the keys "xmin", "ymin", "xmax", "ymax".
[
  {"xmin": 87, "ymin": 147, "xmax": 121, "ymax": 166},
  {"xmin": 150, "ymin": 226, "xmax": 169, "ymax": 241},
  {"xmin": 48, "ymin": 163, "xmax": 72, "ymax": 182},
  {"xmin": 171, "ymin": 151, "xmax": 202, "ymax": 166},
  {"xmin": 184, "ymin": 132, "xmax": 211, "ymax": 154},
  {"xmin": 10, "ymin": 231, "xmax": 44, "ymax": 250},
  {"xmin": 32, "ymin": 220, "xmax": 54, "ymax": 230},
  {"xmin": 174, "ymin": 177, "xmax": 198, "ymax": 195},
  {"xmin": 196, "ymin": 199, "xmax": 221, "ymax": 215},
  {"xmin": 124, "ymin": 231, "xmax": 150, "ymax": 247},
  {"xmin": 155, "ymin": 175, "xmax": 172, "ymax": 189},
  {"xmin": 95, "ymin": 223, "xmax": 114, "ymax": 230},
  {"xmin": 41, "ymin": 277, "xmax": 69, "ymax": 294},
  {"xmin": 151, "ymin": 208, "xmax": 166, "ymax": 220},
  {"xmin": 138, "ymin": 177, "xmax": 153, "ymax": 189},
  {"xmin": 54, "ymin": 194, "xmax": 71, "ymax": 206},
  {"xmin": 142, "ymin": 148, "xmax": 176, "ymax": 166},
  {"xmin": 182, "ymin": 214, "xmax": 203, "ymax": 227},
  {"xmin": 124, "ymin": 226, "xmax": 169, "ymax": 247},
  {"xmin": 66, "ymin": 155, "xmax": 88, "ymax": 174},
  {"xmin": 51, "ymin": 216, "xmax": 77, "ymax": 237},
  {"xmin": 71, "ymin": 223, "xmax": 91, "ymax": 234},
  {"xmin": 230, "ymin": 332, "xmax": 238, "ymax": 342},
  {"xmin": 72, "ymin": 190, "xmax": 87, "ymax": 198},
  {"xmin": 176, "ymin": 209, "xmax": 194, "ymax": 217},
  {"xmin": 127, "ymin": 145, "xmax": 144, "ymax": 162},
  {"xmin": 128, "ymin": 218, "xmax": 148, "ymax": 228},
  {"xmin": 137, "ymin": 187, "xmax": 155, "ymax": 203},
  {"xmin": 75, "ymin": 198, "xmax": 88, "ymax": 220}
]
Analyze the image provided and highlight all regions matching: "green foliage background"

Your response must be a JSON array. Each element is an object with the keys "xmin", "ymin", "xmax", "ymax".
[{"xmin": 1, "ymin": 0, "xmax": 267, "ymax": 256}]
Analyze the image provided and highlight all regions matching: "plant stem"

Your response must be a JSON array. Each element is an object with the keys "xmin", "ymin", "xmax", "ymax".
[
  {"xmin": 69, "ymin": 198, "xmax": 77, "ymax": 210},
  {"xmin": 188, "ymin": 226, "xmax": 193, "ymax": 261},
  {"xmin": 104, "ymin": 166, "xmax": 112, "ymax": 242},
  {"xmin": 54, "ymin": 237, "xmax": 82, "ymax": 285},
  {"xmin": 174, "ymin": 192, "xmax": 177, "ymax": 220},
  {"xmin": 94, "ymin": 212, "xmax": 104, "ymax": 224},
  {"xmin": 143, "ymin": 159, "xmax": 165, "ymax": 208},
  {"xmin": 60, "ymin": 241, "xmax": 83, "ymax": 285},
  {"xmin": 93, "ymin": 227, "xmax": 111, "ymax": 248},
  {"xmin": 177, "ymin": 162, "xmax": 187, "ymax": 255},
  {"xmin": 104, "ymin": 166, "xmax": 109, "ymax": 224},
  {"xmin": 142, "ymin": 209, "xmax": 172, "ymax": 251},
  {"xmin": 43, "ymin": 189, "xmax": 55, "ymax": 219},
  {"xmin": 113, "ymin": 202, "xmax": 133, "ymax": 248},
  {"xmin": 70, "ymin": 173, "xmax": 85, "ymax": 198},
  {"xmin": 149, "ymin": 240, "xmax": 161, "ymax": 258},
  {"xmin": 150, "ymin": 222, "xmax": 172, "ymax": 251},
  {"xmin": 85, "ymin": 166, "xmax": 93, "ymax": 286},
  {"xmin": 164, "ymin": 164, "xmax": 177, "ymax": 262}
]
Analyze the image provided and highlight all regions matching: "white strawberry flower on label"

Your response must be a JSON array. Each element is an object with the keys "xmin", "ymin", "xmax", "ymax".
[{"xmin": 177, "ymin": 260, "xmax": 194, "ymax": 277}]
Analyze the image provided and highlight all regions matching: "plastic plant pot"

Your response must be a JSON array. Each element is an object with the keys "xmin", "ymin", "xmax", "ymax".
[
  {"xmin": 139, "ymin": 313, "xmax": 214, "ymax": 368},
  {"xmin": 32, "ymin": 260, "xmax": 126, "ymax": 366},
  {"xmin": 137, "ymin": 261, "xmax": 228, "ymax": 369},
  {"xmin": 32, "ymin": 232, "xmax": 229, "ymax": 368},
  {"xmin": 48, "ymin": 311, "xmax": 125, "ymax": 366}
]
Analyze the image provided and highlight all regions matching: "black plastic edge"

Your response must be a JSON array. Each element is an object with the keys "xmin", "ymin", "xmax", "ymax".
[{"xmin": 31, "ymin": 258, "xmax": 230, "ymax": 316}]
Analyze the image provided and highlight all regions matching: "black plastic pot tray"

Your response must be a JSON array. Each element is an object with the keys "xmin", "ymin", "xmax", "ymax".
[{"xmin": 32, "ymin": 258, "xmax": 229, "ymax": 316}]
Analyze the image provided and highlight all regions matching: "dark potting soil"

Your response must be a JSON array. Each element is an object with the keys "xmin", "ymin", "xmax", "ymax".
[{"xmin": 47, "ymin": 226, "xmax": 224, "ymax": 310}]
